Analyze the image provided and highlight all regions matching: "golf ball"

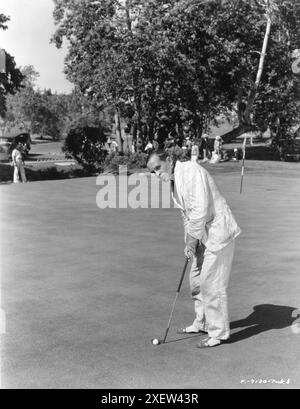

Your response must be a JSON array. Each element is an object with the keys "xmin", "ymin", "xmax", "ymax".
[{"xmin": 152, "ymin": 338, "xmax": 159, "ymax": 345}]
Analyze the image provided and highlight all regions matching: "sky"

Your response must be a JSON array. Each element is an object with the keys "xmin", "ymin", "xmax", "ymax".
[{"xmin": 1, "ymin": 0, "xmax": 73, "ymax": 93}]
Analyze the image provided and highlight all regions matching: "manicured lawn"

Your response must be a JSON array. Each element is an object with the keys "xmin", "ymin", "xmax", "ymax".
[{"xmin": 1, "ymin": 160, "xmax": 300, "ymax": 388}]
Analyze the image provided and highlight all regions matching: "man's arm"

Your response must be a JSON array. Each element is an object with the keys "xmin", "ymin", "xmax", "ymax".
[
  {"xmin": 180, "ymin": 209, "xmax": 189, "ymax": 230},
  {"xmin": 186, "ymin": 169, "xmax": 209, "ymax": 241},
  {"xmin": 184, "ymin": 168, "xmax": 209, "ymax": 258}
]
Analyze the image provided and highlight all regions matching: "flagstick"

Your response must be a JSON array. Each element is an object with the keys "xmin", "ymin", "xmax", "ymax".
[{"xmin": 240, "ymin": 136, "xmax": 247, "ymax": 194}]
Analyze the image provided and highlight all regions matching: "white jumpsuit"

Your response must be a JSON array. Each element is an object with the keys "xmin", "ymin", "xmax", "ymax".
[{"xmin": 173, "ymin": 161, "xmax": 241, "ymax": 340}]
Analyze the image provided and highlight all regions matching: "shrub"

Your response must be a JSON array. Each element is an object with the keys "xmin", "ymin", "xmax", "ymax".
[
  {"xmin": 103, "ymin": 152, "xmax": 148, "ymax": 174},
  {"xmin": 62, "ymin": 119, "xmax": 109, "ymax": 173},
  {"xmin": 165, "ymin": 146, "xmax": 190, "ymax": 161}
]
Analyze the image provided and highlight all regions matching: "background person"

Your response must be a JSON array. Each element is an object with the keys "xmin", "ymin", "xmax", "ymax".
[
  {"xmin": 144, "ymin": 140, "xmax": 154, "ymax": 154},
  {"xmin": 111, "ymin": 140, "xmax": 119, "ymax": 153},
  {"xmin": 199, "ymin": 133, "xmax": 209, "ymax": 162},
  {"xmin": 191, "ymin": 142, "xmax": 199, "ymax": 162},
  {"xmin": 147, "ymin": 151, "xmax": 241, "ymax": 348},
  {"xmin": 11, "ymin": 142, "xmax": 27, "ymax": 183},
  {"xmin": 210, "ymin": 135, "xmax": 223, "ymax": 163},
  {"xmin": 122, "ymin": 125, "xmax": 134, "ymax": 153},
  {"xmin": 214, "ymin": 135, "xmax": 223, "ymax": 156}
]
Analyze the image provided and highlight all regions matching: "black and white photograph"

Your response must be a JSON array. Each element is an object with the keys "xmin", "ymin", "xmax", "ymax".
[{"xmin": 0, "ymin": 0, "xmax": 300, "ymax": 391}]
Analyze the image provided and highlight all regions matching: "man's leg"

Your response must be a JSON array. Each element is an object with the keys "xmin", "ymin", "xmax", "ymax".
[
  {"xmin": 199, "ymin": 240, "xmax": 235, "ymax": 341},
  {"xmin": 188, "ymin": 243, "xmax": 208, "ymax": 332},
  {"xmin": 13, "ymin": 165, "xmax": 20, "ymax": 183}
]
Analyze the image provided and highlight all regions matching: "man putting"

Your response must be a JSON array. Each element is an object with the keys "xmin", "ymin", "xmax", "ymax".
[{"xmin": 147, "ymin": 151, "xmax": 241, "ymax": 348}]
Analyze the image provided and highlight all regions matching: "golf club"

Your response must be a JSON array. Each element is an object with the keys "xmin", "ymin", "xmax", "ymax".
[{"xmin": 152, "ymin": 257, "xmax": 189, "ymax": 346}]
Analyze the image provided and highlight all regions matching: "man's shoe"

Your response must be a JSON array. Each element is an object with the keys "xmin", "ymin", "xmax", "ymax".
[
  {"xmin": 177, "ymin": 324, "xmax": 207, "ymax": 334},
  {"xmin": 196, "ymin": 337, "xmax": 221, "ymax": 348}
]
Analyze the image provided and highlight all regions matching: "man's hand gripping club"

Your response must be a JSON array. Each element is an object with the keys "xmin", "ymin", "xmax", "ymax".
[{"xmin": 184, "ymin": 233, "xmax": 199, "ymax": 260}]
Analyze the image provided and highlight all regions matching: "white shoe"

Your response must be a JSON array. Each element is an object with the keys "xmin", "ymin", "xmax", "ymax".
[
  {"xmin": 177, "ymin": 324, "xmax": 207, "ymax": 334},
  {"xmin": 196, "ymin": 337, "xmax": 222, "ymax": 348}
]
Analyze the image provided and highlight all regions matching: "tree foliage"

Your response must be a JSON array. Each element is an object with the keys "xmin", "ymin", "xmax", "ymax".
[
  {"xmin": 52, "ymin": 0, "xmax": 300, "ymax": 147},
  {"xmin": 62, "ymin": 118, "xmax": 109, "ymax": 172},
  {"xmin": 0, "ymin": 14, "xmax": 24, "ymax": 117},
  {"xmin": 5, "ymin": 64, "xmax": 110, "ymax": 141},
  {"xmin": 5, "ymin": 66, "xmax": 64, "ymax": 139}
]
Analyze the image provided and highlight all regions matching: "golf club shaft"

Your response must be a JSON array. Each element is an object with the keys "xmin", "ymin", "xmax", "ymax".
[
  {"xmin": 162, "ymin": 292, "xmax": 179, "ymax": 343},
  {"xmin": 162, "ymin": 258, "xmax": 189, "ymax": 343}
]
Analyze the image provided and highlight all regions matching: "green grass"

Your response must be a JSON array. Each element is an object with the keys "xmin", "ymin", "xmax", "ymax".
[{"xmin": 0, "ymin": 144, "xmax": 286, "ymax": 184}]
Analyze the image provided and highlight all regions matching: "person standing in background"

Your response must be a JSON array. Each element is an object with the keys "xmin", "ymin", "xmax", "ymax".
[
  {"xmin": 191, "ymin": 142, "xmax": 199, "ymax": 162},
  {"xmin": 214, "ymin": 135, "xmax": 223, "ymax": 156},
  {"xmin": 199, "ymin": 133, "xmax": 209, "ymax": 162},
  {"xmin": 11, "ymin": 142, "xmax": 27, "ymax": 183}
]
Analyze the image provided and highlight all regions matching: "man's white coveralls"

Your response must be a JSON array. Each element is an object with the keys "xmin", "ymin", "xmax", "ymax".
[{"xmin": 173, "ymin": 161, "xmax": 241, "ymax": 340}]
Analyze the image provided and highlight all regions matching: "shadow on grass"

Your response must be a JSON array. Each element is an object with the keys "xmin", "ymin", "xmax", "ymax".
[
  {"xmin": 243, "ymin": 146, "xmax": 280, "ymax": 161},
  {"xmin": 164, "ymin": 304, "xmax": 298, "ymax": 345},
  {"xmin": 26, "ymin": 153, "xmax": 44, "ymax": 159},
  {"xmin": 227, "ymin": 304, "xmax": 299, "ymax": 344}
]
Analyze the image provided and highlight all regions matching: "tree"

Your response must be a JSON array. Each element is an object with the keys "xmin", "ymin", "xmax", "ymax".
[
  {"xmin": 52, "ymin": 0, "xmax": 191, "ymax": 148},
  {"xmin": 0, "ymin": 14, "xmax": 24, "ymax": 118},
  {"xmin": 52, "ymin": 0, "xmax": 300, "ymax": 149},
  {"xmin": 215, "ymin": 0, "xmax": 300, "ymax": 142},
  {"xmin": 62, "ymin": 118, "xmax": 109, "ymax": 172},
  {"xmin": 6, "ymin": 66, "xmax": 72, "ymax": 140},
  {"xmin": 5, "ymin": 68, "xmax": 59, "ymax": 139},
  {"xmin": 29, "ymin": 89, "xmax": 63, "ymax": 140},
  {"xmin": 6, "ymin": 65, "xmax": 110, "ymax": 141},
  {"xmin": 5, "ymin": 65, "xmax": 39, "ymax": 131}
]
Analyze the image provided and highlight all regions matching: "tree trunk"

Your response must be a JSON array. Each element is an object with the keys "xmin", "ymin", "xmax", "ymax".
[
  {"xmin": 148, "ymin": 114, "xmax": 156, "ymax": 141},
  {"xmin": 147, "ymin": 85, "xmax": 161, "ymax": 141},
  {"xmin": 133, "ymin": 94, "xmax": 142, "ymax": 144},
  {"xmin": 221, "ymin": 1, "xmax": 272, "ymax": 144},
  {"xmin": 125, "ymin": 0, "xmax": 132, "ymax": 32},
  {"xmin": 114, "ymin": 109, "xmax": 123, "ymax": 153},
  {"xmin": 194, "ymin": 111, "xmax": 203, "ymax": 138},
  {"xmin": 243, "ymin": 5, "xmax": 272, "ymax": 121}
]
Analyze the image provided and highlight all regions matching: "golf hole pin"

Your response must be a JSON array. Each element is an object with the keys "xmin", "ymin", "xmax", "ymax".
[{"xmin": 152, "ymin": 338, "xmax": 159, "ymax": 345}]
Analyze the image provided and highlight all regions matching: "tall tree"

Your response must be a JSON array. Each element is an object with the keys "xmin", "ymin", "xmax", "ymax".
[
  {"xmin": 52, "ymin": 0, "xmax": 300, "ymax": 148},
  {"xmin": 0, "ymin": 14, "xmax": 24, "ymax": 118},
  {"xmin": 216, "ymin": 0, "xmax": 300, "ymax": 142},
  {"xmin": 6, "ymin": 66, "xmax": 67, "ymax": 140}
]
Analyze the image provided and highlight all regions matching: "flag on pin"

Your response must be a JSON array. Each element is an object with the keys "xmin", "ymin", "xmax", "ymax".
[{"xmin": 0, "ymin": 49, "xmax": 6, "ymax": 73}]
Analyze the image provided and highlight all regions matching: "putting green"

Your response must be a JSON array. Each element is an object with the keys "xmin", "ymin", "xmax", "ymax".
[{"xmin": 1, "ymin": 161, "xmax": 299, "ymax": 389}]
